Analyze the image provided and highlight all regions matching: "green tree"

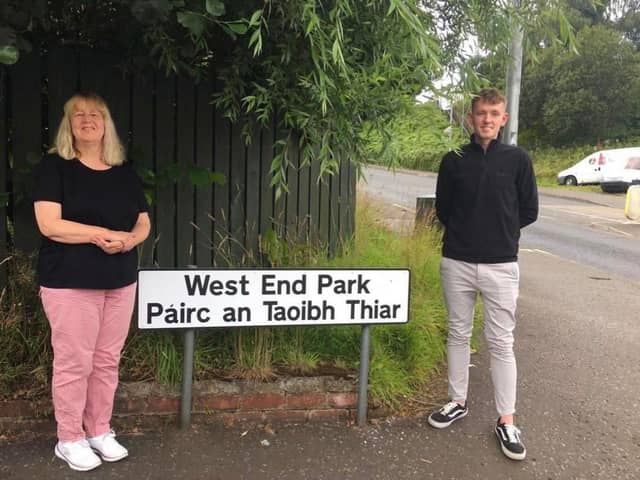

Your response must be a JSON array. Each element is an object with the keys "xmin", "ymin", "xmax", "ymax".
[
  {"xmin": 363, "ymin": 99, "xmax": 465, "ymax": 170},
  {"xmin": 618, "ymin": 9, "xmax": 640, "ymax": 48},
  {"xmin": 519, "ymin": 48, "xmax": 555, "ymax": 145},
  {"xmin": 520, "ymin": 25, "xmax": 640, "ymax": 146}
]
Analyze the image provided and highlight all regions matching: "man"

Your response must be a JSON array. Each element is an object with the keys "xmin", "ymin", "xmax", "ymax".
[{"xmin": 428, "ymin": 88, "xmax": 538, "ymax": 461}]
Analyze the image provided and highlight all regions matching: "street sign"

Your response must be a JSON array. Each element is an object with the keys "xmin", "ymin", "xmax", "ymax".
[{"xmin": 138, "ymin": 268, "xmax": 410, "ymax": 329}]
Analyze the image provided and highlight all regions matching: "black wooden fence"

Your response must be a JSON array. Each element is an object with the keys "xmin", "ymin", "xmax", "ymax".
[{"xmin": 0, "ymin": 47, "xmax": 356, "ymax": 285}]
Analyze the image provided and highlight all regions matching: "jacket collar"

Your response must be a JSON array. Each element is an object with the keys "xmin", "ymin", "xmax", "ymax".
[{"xmin": 470, "ymin": 134, "xmax": 501, "ymax": 153}]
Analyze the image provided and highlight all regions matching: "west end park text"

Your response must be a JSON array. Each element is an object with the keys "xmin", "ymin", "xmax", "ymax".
[{"xmin": 144, "ymin": 273, "xmax": 404, "ymax": 325}]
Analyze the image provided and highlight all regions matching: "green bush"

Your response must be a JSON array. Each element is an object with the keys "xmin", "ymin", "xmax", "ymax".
[{"xmin": 363, "ymin": 100, "xmax": 465, "ymax": 171}]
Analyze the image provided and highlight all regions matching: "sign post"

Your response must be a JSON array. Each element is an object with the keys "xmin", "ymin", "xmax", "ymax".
[
  {"xmin": 357, "ymin": 324, "xmax": 371, "ymax": 427},
  {"xmin": 180, "ymin": 328, "xmax": 195, "ymax": 428},
  {"xmin": 138, "ymin": 268, "xmax": 410, "ymax": 427}
]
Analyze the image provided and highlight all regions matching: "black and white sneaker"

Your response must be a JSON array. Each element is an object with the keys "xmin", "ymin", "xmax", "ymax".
[
  {"xmin": 427, "ymin": 401, "xmax": 468, "ymax": 428},
  {"xmin": 495, "ymin": 420, "xmax": 527, "ymax": 461}
]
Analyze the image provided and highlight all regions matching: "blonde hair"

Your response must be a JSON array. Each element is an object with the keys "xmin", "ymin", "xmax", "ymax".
[{"xmin": 48, "ymin": 92, "xmax": 125, "ymax": 166}]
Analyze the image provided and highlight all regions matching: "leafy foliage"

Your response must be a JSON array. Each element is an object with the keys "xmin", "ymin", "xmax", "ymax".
[
  {"xmin": 363, "ymin": 99, "xmax": 465, "ymax": 171},
  {"xmin": 215, "ymin": 1, "xmax": 446, "ymax": 193},
  {"xmin": 520, "ymin": 25, "xmax": 640, "ymax": 146},
  {"xmin": 1, "ymin": 1, "xmax": 573, "ymax": 192},
  {"xmin": 471, "ymin": 1, "xmax": 640, "ymax": 147},
  {"xmin": 619, "ymin": 10, "xmax": 640, "ymax": 48}
]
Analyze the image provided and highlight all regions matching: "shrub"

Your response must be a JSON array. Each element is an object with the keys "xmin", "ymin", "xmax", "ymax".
[{"xmin": 363, "ymin": 100, "xmax": 464, "ymax": 171}]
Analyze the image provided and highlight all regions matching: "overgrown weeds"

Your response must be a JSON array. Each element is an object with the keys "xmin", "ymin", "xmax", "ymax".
[
  {"xmin": 326, "ymin": 204, "xmax": 448, "ymax": 407},
  {"xmin": 0, "ymin": 252, "xmax": 51, "ymax": 399}
]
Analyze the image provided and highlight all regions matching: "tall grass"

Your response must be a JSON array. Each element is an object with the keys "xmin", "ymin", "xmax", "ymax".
[
  {"xmin": 325, "ymin": 204, "xmax": 448, "ymax": 406},
  {"xmin": 0, "ymin": 252, "xmax": 51, "ymax": 399}
]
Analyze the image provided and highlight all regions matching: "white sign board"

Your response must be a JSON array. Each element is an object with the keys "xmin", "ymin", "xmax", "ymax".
[{"xmin": 137, "ymin": 269, "xmax": 410, "ymax": 329}]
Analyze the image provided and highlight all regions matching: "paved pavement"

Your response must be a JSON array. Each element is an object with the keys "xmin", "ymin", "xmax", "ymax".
[{"xmin": 2, "ymin": 187, "xmax": 639, "ymax": 479}]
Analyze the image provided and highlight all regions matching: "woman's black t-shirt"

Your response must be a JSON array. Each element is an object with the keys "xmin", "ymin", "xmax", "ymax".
[{"xmin": 33, "ymin": 154, "xmax": 149, "ymax": 289}]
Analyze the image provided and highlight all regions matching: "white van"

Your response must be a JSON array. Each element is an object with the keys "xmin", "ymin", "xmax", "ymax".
[
  {"xmin": 556, "ymin": 147, "xmax": 640, "ymax": 186},
  {"xmin": 600, "ymin": 154, "xmax": 640, "ymax": 193}
]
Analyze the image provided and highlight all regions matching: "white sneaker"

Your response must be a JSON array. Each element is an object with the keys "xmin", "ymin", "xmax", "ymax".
[
  {"xmin": 55, "ymin": 439, "xmax": 102, "ymax": 471},
  {"xmin": 87, "ymin": 430, "xmax": 129, "ymax": 462}
]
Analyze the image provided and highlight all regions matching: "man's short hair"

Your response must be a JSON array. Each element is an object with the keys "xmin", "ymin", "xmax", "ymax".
[{"xmin": 471, "ymin": 88, "xmax": 506, "ymax": 110}]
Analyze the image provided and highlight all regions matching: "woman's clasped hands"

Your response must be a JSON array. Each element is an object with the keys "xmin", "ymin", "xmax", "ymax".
[{"xmin": 91, "ymin": 231, "xmax": 136, "ymax": 254}]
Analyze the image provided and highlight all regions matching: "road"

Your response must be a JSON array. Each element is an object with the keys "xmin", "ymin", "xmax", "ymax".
[
  {"xmin": 2, "ymin": 166, "xmax": 640, "ymax": 479},
  {"xmin": 360, "ymin": 165, "xmax": 640, "ymax": 280}
]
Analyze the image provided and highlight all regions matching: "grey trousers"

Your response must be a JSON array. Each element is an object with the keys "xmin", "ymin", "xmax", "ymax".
[{"xmin": 440, "ymin": 257, "xmax": 520, "ymax": 416}]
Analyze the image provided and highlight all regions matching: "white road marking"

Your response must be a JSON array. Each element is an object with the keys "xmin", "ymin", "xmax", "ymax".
[
  {"xmin": 590, "ymin": 224, "xmax": 633, "ymax": 237},
  {"xmin": 393, "ymin": 203, "xmax": 415, "ymax": 213},
  {"xmin": 520, "ymin": 248, "xmax": 557, "ymax": 256},
  {"xmin": 543, "ymin": 205, "xmax": 627, "ymax": 224}
]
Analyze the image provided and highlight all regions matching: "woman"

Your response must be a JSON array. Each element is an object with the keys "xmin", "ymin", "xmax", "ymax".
[{"xmin": 33, "ymin": 92, "xmax": 151, "ymax": 472}]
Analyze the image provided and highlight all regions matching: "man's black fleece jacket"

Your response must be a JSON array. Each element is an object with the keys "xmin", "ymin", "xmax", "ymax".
[{"xmin": 435, "ymin": 137, "xmax": 539, "ymax": 263}]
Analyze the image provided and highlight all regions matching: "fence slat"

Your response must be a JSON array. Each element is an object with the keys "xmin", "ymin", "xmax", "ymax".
[
  {"xmin": 318, "ymin": 174, "xmax": 330, "ymax": 253},
  {"xmin": 272, "ymin": 125, "xmax": 286, "ymax": 239},
  {"xmin": 46, "ymin": 48, "xmax": 78, "ymax": 146},
  {"xmin": 131, "ymin": 73, "xmax": 155, "ymax": 266},
  {"xmin": 308, "ymin": 148, "xmax": 321, "ymax": 244},
  {"xmin": 213, "ymin": 106, "xmax": 230, "ymax": 266},
  {"xmin": 338, "ymin": 159, "xmax": 352, "ymax": 246},
  {"xmin": 285, "ymin": 134, "xmax": 299, "ymax": 240},
  {"xmin": 10, "ymin": 51, "xmax": 41, "ymax": 253},
  {"xmin": 329, "ymin": 167, "xmax": 339, "ymax": 255},
  {"xmin": 155, "ymin": 75, "xmax": 177, "ymax": 267},
  {"xmin": 229, "ymin": 121, "xmax": 246, "ymax": 261},
  {"xmin": 245, "ymin": 123, "xmax": 261, "ymax": 262},
  {"xmin": 349, "ymin": 160, "xmax": 356, "ymax": 238},
  {"xmin": 0, "ymin": 68, "xmax": 8, "ymax": 286},
  {"xmin": 175, "ymin": 78, "xmax": 195, "ymax": 266},
  {"xmin": 297, "ymin": 146, "xmax": 310, "ymax": 242},
  {"xmin": 194, "ymin": 80, "xmax": 214, "ymax": 266},
  {"xmin": 259, "ymin": 124, "xmax": 274, "ymax": 240}
]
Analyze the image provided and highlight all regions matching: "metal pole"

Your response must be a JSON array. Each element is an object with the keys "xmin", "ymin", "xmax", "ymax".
[
  {"xmin": 180, "ymin": 328, "xmax": 195, "ymax": 428},
  {"xmin": 503, "ymin": 0, "xmax": 524, "ymax": 146},
  {"xmin": 180, "ymin": 264, "xmax": 197, "ymax": 428},
  {"xmin": 357, "ymin": 324, "xmax": 371, "ymax": 427}
]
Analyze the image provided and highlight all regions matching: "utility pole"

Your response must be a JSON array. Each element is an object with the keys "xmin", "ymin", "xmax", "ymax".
[{"xmin": 502, "ymin": 0, "xmax": 524, "ymax": 146}]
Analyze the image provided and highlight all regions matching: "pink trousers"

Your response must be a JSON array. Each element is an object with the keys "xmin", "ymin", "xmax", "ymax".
[{"xmin": 40, "ymin": 283, "xmax": 136, "ymax": 442}]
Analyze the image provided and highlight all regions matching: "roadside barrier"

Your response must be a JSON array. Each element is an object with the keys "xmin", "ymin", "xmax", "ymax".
[
  {"xmin": 625, "ymin": 185, "xmax": 640, "ymax": 220},
  {"xmin": 415, "ymin": 194, "xmax": 440, "ymax": 229},
  {"xmin": 137, "ymin": 268, "xmax": 410, "ymax": 428}
]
